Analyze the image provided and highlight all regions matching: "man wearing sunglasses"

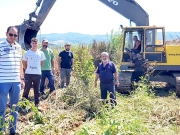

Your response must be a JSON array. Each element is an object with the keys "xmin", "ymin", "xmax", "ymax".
[{"xmin": 0, "ymin": 26, "xmax": 25, "ymax": 135}]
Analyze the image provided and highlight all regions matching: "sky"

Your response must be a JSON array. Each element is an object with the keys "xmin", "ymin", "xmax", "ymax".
[{"xmin": 0, "ymin": 0, "xmax": 180, "ymax": 38}]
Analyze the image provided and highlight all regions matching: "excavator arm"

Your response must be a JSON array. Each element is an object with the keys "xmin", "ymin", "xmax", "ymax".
[
  {"xmin": 99, "ymin": 0, "xmax": 149, "ymax": 26},
  {"xmin": 16, "ymin": 0, "xmax": 56, "ymax": 50},
  {"xmin": 16, "ymin": 0, "xmax": 148, "ymax": 50}
]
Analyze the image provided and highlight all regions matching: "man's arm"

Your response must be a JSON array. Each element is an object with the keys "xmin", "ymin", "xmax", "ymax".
[
  {"xmin": 41, "ymin": 61, "xmax": 44, "ymax": 67},
  {"xmin": 22, "ymin": 60, "xmax": 27, "ymax": 70},
  {"xmin": 41, "ymin": 52, "xmax": 46, "ymax": 67},
  {"xmin": 114, "ymin": 72, "xmax": 120, "ymax": 87},
  {"xmin": 133, "ymin": 41, "xmax": 141, "ymax": 49},
  {"xmin": 71, "ymin": 58, "xmax": 74, "ymax": 66},
  {"xmin": 51, "ymin": 58, "xmax": 55, "ymax": 73},
  {"xmin": 20, "ymin": 60, "xmax": 25, "ymax": 89},
  {"xmin": 51, "ymin": 58, "xmax": 55, "ymax": 69},
  {"xmin": 114, "ymin": 72, "xmax": 118, "ymax": 82},
  {"xmin": 20, "ymin": 61, "xmax": 24, "ymax": 78},
  {"xmin": 58, "ymin": 56, "xmax": 62, "ymax": 70}
]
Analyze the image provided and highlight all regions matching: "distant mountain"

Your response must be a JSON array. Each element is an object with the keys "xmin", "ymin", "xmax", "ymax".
[
  {"xmin": 0, "ymin": 32, "xmax": 179, "ymax": 45},
  {"xmin": 36, "ymin": 32, "xmax": 109, "ymax": 45}
]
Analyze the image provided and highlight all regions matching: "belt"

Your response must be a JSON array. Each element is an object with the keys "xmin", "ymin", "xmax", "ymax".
[{"xmin": 100, "ymin": 81, "xmax": 113, "ymax": 84}]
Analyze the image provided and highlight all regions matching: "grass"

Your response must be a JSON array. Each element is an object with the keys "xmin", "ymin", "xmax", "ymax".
[
  {"xmin": 3, "ymin": 42, "xmax": 180, "ymax": 135},
  {"xmin": 8, "ymin": 77, "xmax": 179, "ymax": 135},
  {"xmin": 76, "ymin": 83, "xmax": 180, "ymax": 135}
]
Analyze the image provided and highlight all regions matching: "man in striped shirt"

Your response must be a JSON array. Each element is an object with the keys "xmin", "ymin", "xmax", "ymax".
[{"xmin": 0, "ymin": 26, "xmax": 24, "ymax": 135}]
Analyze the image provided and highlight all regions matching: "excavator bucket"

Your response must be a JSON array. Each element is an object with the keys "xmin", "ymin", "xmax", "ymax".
[
  {"xmin": 15, "ymin": 0, "xmax": 56, "ymax": 50},
  {"xmin": 16, "ymin": 24, "xmax": 39, "ymax": 50}
]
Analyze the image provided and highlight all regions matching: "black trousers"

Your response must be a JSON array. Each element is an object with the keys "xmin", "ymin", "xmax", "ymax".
[
  {"xmin": 22, "ymin": 74, "xmax": 41, "ymax": 105},
  {"xmin": 100, "ymin": 81, "xmax": 116, "ymax": 105},
  {"xmin": 131, "ymin": 71, "xmax": 144, "ymax": 82}
]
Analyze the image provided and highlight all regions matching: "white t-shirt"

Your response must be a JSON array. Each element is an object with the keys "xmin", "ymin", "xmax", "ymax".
[{"xmin": 23, "ymin": 49, "xmax": 46, "ymax": 75}]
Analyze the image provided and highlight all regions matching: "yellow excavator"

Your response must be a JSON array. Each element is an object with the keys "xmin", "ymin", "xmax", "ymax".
[
  {"xmin": 15, "ymin": 0, "xmax": 180, "ymax": 96},
  {"xmin": 118, "ymin": 26, "xmax": 180, "ymax": 96}
]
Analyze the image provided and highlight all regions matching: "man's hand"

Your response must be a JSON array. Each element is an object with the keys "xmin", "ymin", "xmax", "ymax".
[
  {"xmin": 52, "ymin": 67, "xmax": 55, "ymax": 74},
  {"xmin": 21, "ymin": 80, "xmax": 25, "ymax": 89},
  {"xmin": 115, "ymin": 81, "xmax": 120, "ymax": 87},
  {"xmin": 59, "ymin": 67, "xmax": 61, "ymax": 72},
  {"xmin": 94, "ymin": 82, "xmax": 97, "ymax": 88}
]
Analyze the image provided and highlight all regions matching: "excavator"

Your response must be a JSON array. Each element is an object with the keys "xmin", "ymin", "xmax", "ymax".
[{"xmin": 15, "ymin": 0, "xmax": 180, "ymax": 96}]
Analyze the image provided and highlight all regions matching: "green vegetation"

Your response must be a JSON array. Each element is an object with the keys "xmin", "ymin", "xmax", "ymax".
[{"xmin": 2, "ymin": 30, "xmax": 180, "ymax": 135}]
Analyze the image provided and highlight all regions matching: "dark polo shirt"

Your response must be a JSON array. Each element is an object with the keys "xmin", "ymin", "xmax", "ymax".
[
  {"xmin": 96, "ymin": 61, "xmax": 116, "ymax": 83},
  {"xmin": 132, "ymin": 58, "xmax": 146, "ymax": 73},
  {"xmin": 59, "ymin": 50, "xmax": 73, "ymax": 69}
]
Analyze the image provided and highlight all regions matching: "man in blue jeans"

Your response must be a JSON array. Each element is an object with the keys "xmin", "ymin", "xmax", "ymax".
[
  {"xmin": 0, "ymin": 26, "xmax": 25, "ymax": 135},
  {"xmin": 40, "ymin": 39, "xmax": 55, "ymax": 95},
  {"xmin": 95, "ymin": 52, "xmax": 119, "ymax": 106}
]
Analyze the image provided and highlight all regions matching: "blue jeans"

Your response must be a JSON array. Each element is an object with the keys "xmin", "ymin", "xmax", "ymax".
[
  {"xmin": 100, "ymin": 81, "xmax": 116, "ymax": 105},
  {"xmin": 0, "ymin": 82, "xmax": 21, "ymax": 134},
  {"xmin": 40, "ymin": 70, "xmax": 55, "ymax": 94}
]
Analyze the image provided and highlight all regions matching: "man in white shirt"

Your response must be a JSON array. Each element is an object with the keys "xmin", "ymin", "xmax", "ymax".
[{"xmin": 22, "ymin": 38, "xmax": 46, "ymax": 107}]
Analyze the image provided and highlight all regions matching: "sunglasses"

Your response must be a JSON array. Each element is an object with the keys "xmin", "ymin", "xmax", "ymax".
[
  {"xmin": 9, "ymin": 33, "xmax": 18, "ymax": 37},
  {"xmin": 32, "ymin": 42, "xmax": 37, "ymax": 44}
]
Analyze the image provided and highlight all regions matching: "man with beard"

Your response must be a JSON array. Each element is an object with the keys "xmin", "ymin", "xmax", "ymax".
[
  {"xmin": 131, "ymin": 53, "xmax": 146, "ymax": 83},
  {"xmin": 94, "ymin": 52, "xmax": 119, "ymax": 106},
  {"xmin": 40, "ymin": 39, "xmax": 55, "ymax": 95},
  {"xmin": 58, "ymin": 43, "xmax": 74, "ymax": 88}
]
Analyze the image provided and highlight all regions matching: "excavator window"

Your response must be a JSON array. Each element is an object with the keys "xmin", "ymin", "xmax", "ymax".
[
  {"xmin": 122, "ymin": 29, "xmax": 143, "ymax": 62},
  {"xmin": 145, "ymin": 29, "xmax": 164, "ymax": 52},
  {"xmin": 124, "ymin": 30, "xmax": 143, "ymax": 52}
]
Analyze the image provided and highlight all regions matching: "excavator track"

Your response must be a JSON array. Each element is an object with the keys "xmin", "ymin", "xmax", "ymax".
[
  {"xmin": 116, "ymin": 71, "xmax": 132, "ymax": 93},
  {"xmin": 172, "ymin": 73, "xmax": 180, "ymax": 97},
  {"xmin": 116, "ymin": 71, "xmax": 180, "ymax": 97}
]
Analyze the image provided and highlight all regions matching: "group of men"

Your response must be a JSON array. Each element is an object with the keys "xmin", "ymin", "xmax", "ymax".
[
  {"xmin": 0, "ymin": 26, "xmax": 145, "ymax": 135},
  {"xmin": 0, "ymin": 26, "xmax": 74, "ymax": 135}
]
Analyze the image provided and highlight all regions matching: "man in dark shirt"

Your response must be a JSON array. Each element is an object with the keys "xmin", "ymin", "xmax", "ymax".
[
  {"xmin": 58, "ymin": 43, "xmax": 74, "ymax": 88},
  {"xmin": 131, "ymin": 53, "xmax": 146, "ymax": 82},
  {"xmin": 95, "ymin": 52, "xmax": 119, "ymax": 106}
]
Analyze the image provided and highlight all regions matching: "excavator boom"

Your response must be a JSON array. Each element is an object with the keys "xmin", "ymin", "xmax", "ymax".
[
  {"xmin": 17, "ymin": 0, "xmax": 148, "ymax": 50},
  {"xmin": 99, "ymin": 0, "xmax": 149, "ymax": 26}
]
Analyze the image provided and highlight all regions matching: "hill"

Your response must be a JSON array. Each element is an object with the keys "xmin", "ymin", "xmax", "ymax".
[
  {"xmin": 37, "ymin": 32, "xmax": 109, "ymax": 44},
  {"xmin": 0, "ymin": 32, "xmax": 180, "ymax": 45}
]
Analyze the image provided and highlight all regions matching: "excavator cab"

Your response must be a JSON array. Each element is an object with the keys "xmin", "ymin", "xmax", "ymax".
[{"xmin": 120, "ymin": 26, "xmax": 166, "ymax": 70}]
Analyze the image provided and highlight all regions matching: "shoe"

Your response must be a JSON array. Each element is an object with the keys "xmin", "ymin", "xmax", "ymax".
[
  {"xmin": 35, "ymin": 104, "xmax": 43, "ymax": 111},
  {"xmin": 10, "ymin": 133, "xmax": 20, "ymax": 135},
  {"xmin": 49, "ymin": 89, "xmax": 55, "ymax": 94},
  {"xmin": 40, "ymin": 92, "xmax": 45, "ymax": 96}
]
